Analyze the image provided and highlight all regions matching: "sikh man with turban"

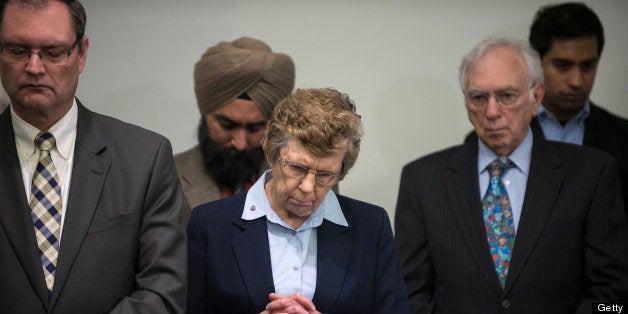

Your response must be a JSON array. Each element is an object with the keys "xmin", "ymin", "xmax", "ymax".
[{"xmin": 175, "ymin": 37, "xmax": 295, "ymax": 221}]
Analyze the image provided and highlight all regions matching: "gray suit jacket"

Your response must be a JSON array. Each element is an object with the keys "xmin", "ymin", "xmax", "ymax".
[
  {"xmin": 395, "ymin": 133, "xmax": 628, "ymax": 314},
  {"xmin": 174, "ymin": 146, "xmax": 269, "ymax": 222},
  {"xmin": 0, "ymin": 103, "xmax": 187, "ymax": 313},
  {"xmin": 174, "ymin": 146, "xmax": 222, "ymax": 222}
]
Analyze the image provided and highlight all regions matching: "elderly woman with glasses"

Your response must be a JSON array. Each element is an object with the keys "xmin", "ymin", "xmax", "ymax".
[{"xmin": 186, "ymin": 88, "xmax": 410, "ymax": 314}]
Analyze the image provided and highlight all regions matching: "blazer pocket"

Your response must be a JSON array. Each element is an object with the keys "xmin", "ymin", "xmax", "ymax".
[{"xmin": 87, "ymin": 212, "xmax": 141, "ymax": 234}]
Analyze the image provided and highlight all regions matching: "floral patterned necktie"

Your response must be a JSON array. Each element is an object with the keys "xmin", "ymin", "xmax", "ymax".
[{"xmin": 482, "ymin": 158, "xmax": 516, "ymax": 288}]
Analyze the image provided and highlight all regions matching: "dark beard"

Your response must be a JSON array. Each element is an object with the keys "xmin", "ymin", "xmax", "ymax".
[{"xmin": 197, "ymin": 119, "xmax": 265, "ymax": 192}]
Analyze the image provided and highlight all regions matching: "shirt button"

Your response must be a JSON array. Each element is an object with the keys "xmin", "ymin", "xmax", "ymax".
[
  {"xmin": 292, "ymin": 265, "xmax": 300, "ymax": 271},
  {"xmin": 504, "ymin": 179, "xmax": 510, "ymax": 186},
  {"xmin": 501, "ymin": 299, "xmax": 511, "ymax": 309},
  {"xmin": 250, "ymin": 205, "xmax": 256, "ymax": 211}
]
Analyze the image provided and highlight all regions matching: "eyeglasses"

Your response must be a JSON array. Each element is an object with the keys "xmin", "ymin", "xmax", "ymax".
[
  {"xmin": 278, "ymin": 155, "xmax": 343, "ymax": 186},
  {"xmin": 0, "ymin": 38, "xmax": 80, "ymax": 65},
  {"xmin": 465, "ymin": 85, "xmax": 535, "ymax": 108}
]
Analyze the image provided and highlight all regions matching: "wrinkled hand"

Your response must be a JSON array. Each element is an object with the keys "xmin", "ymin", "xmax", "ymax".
[{"xmin": 259, "ymin": 292, "xmax": 321, "ymax": 314}]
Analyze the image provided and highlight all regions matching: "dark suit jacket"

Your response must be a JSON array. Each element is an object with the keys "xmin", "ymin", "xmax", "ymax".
[
  {"xmin": 187, "ymin": 193, "xmax": 410, "ymax": 314},
  {"xmin": 0, "ymin": 103, "xmax": 187, "ymax": 313},
  {"xmin": 396, "ymin": 133, "xmax": 628, "ymax": 314},
  {"xmin": 531, "ymin": 102, "xmax": 628, "ymax": 216}
]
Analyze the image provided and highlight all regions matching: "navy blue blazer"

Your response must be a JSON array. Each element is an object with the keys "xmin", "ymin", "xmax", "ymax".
[{"xmin": 186, "ymin": 192, "xmax": 410, "ymax": 314}]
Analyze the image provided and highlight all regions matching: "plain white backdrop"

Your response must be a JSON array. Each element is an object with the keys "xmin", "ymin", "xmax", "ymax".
[{"xmin": 77, "ymin": 0, "xmax": 628, "ymax": 222}]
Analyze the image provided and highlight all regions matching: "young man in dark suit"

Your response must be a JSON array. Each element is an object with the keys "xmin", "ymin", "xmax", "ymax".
[{"xmin": 529, "ymin": 2, "xmax": 628, "ymax": 216}]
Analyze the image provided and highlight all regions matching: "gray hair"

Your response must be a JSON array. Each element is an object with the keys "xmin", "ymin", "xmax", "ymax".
[{"xmin": 459, "ymin": 37, "xmax": 544, "ymax": 92}]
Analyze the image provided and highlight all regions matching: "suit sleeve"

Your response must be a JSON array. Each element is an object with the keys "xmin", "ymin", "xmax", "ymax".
[
  {"xmin": 373, "ymin": 207, "xmax": 411, "ymax": 314},
  {"xmin": 186, "ymin": 206, "xmax": 207, "ymax": 314},
  {"xmin": 577, "ymin": 156, "xmax": 628, "ymax": 313},
  {"xmin": 110, "ymin": 138, "xmax": 187, "ymax": 314},
  {"xmin": 394, "ymin": 165, "xmax": 435, "ymax": 314}
]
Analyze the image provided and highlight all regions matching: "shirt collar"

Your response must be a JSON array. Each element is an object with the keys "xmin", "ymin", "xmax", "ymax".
[
  {"xmin": 12, "ymin": 100, "xmax": 78, "ymax": 160},
  {"xmin": 242, "ymin": 170, "xmax": 348, "ymax": 230},
  {"xmin": 538, "ymin": 100, "xmax": 590, "ymax": 123},
  {"xmin": 478, "ymin": 127, "xmax": 533, "ymax": 175}
]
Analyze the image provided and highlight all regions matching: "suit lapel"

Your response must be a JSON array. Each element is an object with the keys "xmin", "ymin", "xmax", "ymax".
[
  {"xmin": 445, "ymin": 140, "xmax": 504, "ymax": 295},
  {"xmin": 504, "ymin": 137, "xmax": 564, "ymax": 292},
  {"xmin": 232, "ymin": 217, "xmax": 275, "ymax": 311},
  {"xmin": 178, "ymin": 147, "xmax": 221, "ymax": 206},
  {"xmin": 0, "ymin": 111, "xmax": 51, "ymax": 307},
  {"xmin": 49, "ymin": 104, "xmax": 110, "ymax": 305},
  {"xmin": 312, "ymin": 219, "xmax": 351, "ymax": 313},
  {"xmin": 582, "ymin": 103, "xmax": 606, "ymax": 150}
]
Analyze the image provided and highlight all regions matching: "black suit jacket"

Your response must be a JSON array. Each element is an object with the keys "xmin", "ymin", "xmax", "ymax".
[
  {"xmin": 396, "ymin": 133, "xmax": 628, "ymax": 314},
  {"xmin": 187, "ymin": 193, "xmax": 410, "ymax": 314},
  {"xmin": 531, "ymin": 102, "xmax": 628, "ymax": 216},
  {"xmin": 0, "ymin": 103, "xmax": 187, "ymax": 313}
]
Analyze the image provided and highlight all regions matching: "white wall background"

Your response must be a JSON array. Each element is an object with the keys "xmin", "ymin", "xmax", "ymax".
[{"xmin": 77, "ymin": 0, "xmax": 628, "ymax": 222}]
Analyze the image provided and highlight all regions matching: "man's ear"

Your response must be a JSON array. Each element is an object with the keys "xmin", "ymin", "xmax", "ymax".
[
  {"xmin": 531, "ymin": 83, "xmax": 545, "ymax": 116},
  {"xmin": 78, "ymin": 35, "xmax": 89, "ymax": 73}
]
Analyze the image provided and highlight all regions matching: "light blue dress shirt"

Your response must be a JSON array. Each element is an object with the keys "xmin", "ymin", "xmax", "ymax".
[
  {"xmin": 478, "ymin": 129, "xmax": 533, "ymax": 231},
  {"xmin": 241, "ymin": 170, "xmax": 348, "ymax": 300},
  {"xmin": 537, "ymin": 101, "xmax": 590, "ymax": 145}
]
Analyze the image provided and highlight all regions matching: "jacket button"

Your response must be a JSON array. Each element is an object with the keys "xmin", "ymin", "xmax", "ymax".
[{"xmin": 501, "ymin": 299, "xmax": 511, "ymax": 309}]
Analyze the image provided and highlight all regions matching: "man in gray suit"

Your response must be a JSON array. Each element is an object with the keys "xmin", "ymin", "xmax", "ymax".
[
  {"xmin": 0, "ymin": 0, "xmax": 186, "ymax": 313},
  {"xmin": 395, "ymin": 37, "xmax": 628, "ymax": 313}
]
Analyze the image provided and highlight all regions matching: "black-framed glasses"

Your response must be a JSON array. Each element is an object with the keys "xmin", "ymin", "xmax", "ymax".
[
  {"xmin": 465, "ymin": 85, "xmax": 535, "ymax": 109},
  {"xmin": 0, "ymin": 38, "xmax": 80, "ymax": 65},
  {"xmin": 278, "ymin": 155, "xmax": 343, "ymax": 186}
]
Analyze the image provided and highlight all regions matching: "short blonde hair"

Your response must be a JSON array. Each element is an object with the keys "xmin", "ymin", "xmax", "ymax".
[{"xmin": 262, "ymin": 88, "xmax": 363, "ymax": 178}]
